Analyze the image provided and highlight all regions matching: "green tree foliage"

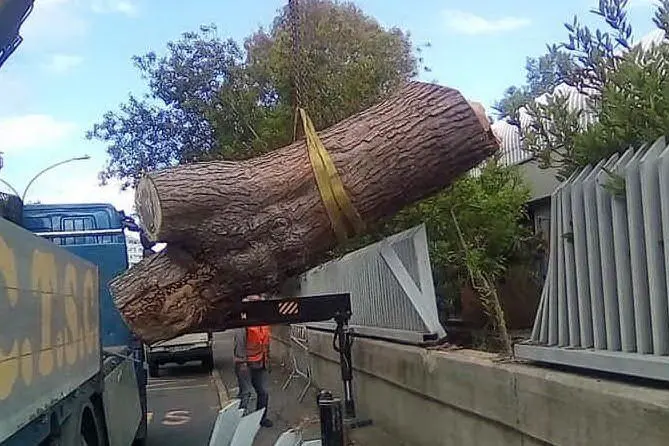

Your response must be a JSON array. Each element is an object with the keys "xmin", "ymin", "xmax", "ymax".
[
  {"xmin": 88, "ymin": 0, "xmax": 420, "ymax": 188},
  {"xmin": 503, "ymin": 0, "xmax": 669, "ymax": 180},
  {"xmin": 493, "ymin": 49, "xmax": 575, "ymax": 121},
  {"xmin": 88, "ymin": 25, "xmax": 244, "ymax": 189},
  {"xmin": 245, "ymin": 0, "xmax": 419, "ymax": 133},
  {"xmin": 336, "ymin": 160, "xmax": 533, "ymax": 313}
]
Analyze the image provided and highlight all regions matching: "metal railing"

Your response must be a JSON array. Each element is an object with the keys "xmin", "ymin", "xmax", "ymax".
[
  {"xmin": 515, "ymin": 137, "xmax": 669, "ymax": 382},
  {"xmin": 289, "ymin": 224, "xmax": 446, "ymax": 345},
  {"xmin": 0, "ymin": 192, "xmax": 22, "ymax": 225},
  {"xmin": 281, "ymin": 324, "xmax": 313, "ymax": 402}
]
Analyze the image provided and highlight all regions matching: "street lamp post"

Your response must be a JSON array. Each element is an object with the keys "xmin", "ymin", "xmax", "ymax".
[
  {"xmin": 0, "ymin": 152, "xmax": 21, "ymax": 197},
  {"xmin": 21, "ymin": 155, "xmax": 91, "ymax": 203},
  {"xmin": 0, "ymin": 178, "xmax": 20, "ymax": 197}
]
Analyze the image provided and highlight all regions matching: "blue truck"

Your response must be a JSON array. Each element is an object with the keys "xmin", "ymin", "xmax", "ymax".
[{"xmin": 0, "ymin": 203, "xmax": 148, "ymax": 445}]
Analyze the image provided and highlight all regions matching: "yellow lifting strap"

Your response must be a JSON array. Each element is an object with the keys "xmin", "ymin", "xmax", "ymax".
[{"xmin": 295, "ymin": 107, "xmax": 366, "ymax": 243}]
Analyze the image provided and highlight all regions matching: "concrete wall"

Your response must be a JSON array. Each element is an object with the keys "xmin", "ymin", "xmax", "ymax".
[
  {"xmin": 517, "ymin": 159, "xmax": 561, "ymax": 203},
  {"xmin": 272, "ymin": 326, "xmax": 669, "ymax": 446}
]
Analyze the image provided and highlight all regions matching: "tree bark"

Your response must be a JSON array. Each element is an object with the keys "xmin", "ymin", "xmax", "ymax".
[{"xmin": 112, "ymin": 81, "xmax": 499, "ymax": 343}]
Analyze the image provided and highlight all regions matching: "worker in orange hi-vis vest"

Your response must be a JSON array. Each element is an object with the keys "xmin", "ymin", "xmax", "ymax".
[{"xmin": 233, "ymin": 294, "xmax": 273, "ymax": 428}]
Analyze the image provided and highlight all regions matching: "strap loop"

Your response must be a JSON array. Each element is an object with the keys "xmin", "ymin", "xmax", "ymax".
[{"xmin": 296, "ymin": 107, "xmax": 366, "ymax": 243}]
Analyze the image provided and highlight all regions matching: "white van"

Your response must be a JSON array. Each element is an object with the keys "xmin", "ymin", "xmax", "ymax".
[{"xmin": 146, "ymin": 332, "xmax": 214, "ymax": 377}]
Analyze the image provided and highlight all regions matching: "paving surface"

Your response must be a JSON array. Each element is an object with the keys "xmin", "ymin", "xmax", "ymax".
[
  {"xmin": 213, "ymin": 331, "xmax": 401, "ymax": 446},
  {"xmin": 143, "ymin": 331, "xmax": 399, "ymax": 445},
  {"xmin": 145, "ymin": 362, "xmax": 220, "ymax": 446}
]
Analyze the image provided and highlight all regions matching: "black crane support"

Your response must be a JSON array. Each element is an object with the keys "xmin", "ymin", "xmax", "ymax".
[
  {"xmin": 223, "ymin": 293, "xmax": 352, "ymax": 329},
  {"xmin": 221, "ymin": 293, "xmax": 372, "ymax": 441}
]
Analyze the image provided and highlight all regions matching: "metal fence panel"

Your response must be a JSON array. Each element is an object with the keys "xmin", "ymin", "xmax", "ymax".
[
  {"xmin": 292, "ymin": 224, "xmax": 445, "ymax": 344},
  {"xmin": 282, "ymin": 324, "xmax": 312, "ymax": 402},
  {"xmin": 516, "ymin": 137, "xmax": 669, "ymax": 381}
]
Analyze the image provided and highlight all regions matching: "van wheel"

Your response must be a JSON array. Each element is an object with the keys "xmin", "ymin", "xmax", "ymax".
[
  {"xmin": 148, "ymin": 361, "xmax": 160, "ymax": 378},
  {"xmin": 202, "ymin": 352, "xmax": 214, "ymax": 372},
  {"xmin": 79, "ymin": 405, "xmax": 103, "ymax": 446}
]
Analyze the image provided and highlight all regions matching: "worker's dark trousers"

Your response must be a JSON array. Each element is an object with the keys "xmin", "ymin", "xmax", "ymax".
[{"xmin": 235, "ymin": 362, "xmax": 269, "ymax": 420}]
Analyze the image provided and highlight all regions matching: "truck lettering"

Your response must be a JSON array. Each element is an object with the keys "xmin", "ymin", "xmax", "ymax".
[
  {"xmin": 33, "ymin": 250, "xmax": 57, "ymax": 376},
  {"xmin": 83, "ymin": 269, "xmax": 98, "ymax": 354},
  {"xmin": 64, "ymin": 264, "xmax": 79, "ymax": 365},
  {"xmin": 20, "ymin": 338, "xmax": 33, "ymax": 385},
  {"xmin": 0, "ymin": 232, "xmax": 99, "ymax": 401}
]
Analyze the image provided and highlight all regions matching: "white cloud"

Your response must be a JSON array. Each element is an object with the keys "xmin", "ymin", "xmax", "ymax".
[
  {"xmin": 43, "ymin": 54, "xmax": 84, "ymax": 74},
  {"xmin": 442, "ymin": 10, "xmax": 531, "ymax": 35},
  {"xmin": 0, "ymin": 71, "xmax": 32, "ymax": 114},
  {"xmin": 627, "ymin": 0, "xmax": 660, "ymax": 9},
  {"xmin": 90, "ymin": 0, "xmax": 140, "ymax": 17},
  {"xmin": 0, "ymin": 115, "xmax": 77, "ymax": 153},
  {"xmin": 19, "ymin": 0, "xmax": 140, "ymax": 50},
  {"xmin": 26, "ymin": 171, "xmax": 136, "ymax": 214}
]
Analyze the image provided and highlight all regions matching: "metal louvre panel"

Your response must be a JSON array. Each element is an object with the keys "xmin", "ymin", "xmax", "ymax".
[
  {"xmin": 293, "ymin": 225, "xmax": 445, "ymax": 344},
  {"xmin": 516, "ymin": 137, "xmax": 669, "ymax": 382}
]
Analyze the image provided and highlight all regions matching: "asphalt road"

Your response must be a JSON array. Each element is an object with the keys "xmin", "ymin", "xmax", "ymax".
[
  {"xmin": 143, "ymin": 332, "xmax": 398, "ymax": 445},
  {"xmin": 145, "ymin": 362, "xmax": 220, "ymax": 446}
]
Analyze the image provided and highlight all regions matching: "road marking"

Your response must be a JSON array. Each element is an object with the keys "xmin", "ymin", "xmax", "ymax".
[
  {"xmin": 162, "ymin": 410, "xmax": 191, "ymax": 426},
  {"xmin": 148, "ymin": 384, "xmax": 211, "ymax": 392},
  {"xmin": 147, "ymin": 380, "xmax": 201, "ymax": 388},
  {"xmin": 148, "ymin": 378, "xmax": 198, "ymax": 385},
  {"xmin": 212, "ymin": 368, "xmax": 229, "ymax": 407},
  {"xmin": 147, "ymin": 412, "xmax": 154, "ymax": 424}
]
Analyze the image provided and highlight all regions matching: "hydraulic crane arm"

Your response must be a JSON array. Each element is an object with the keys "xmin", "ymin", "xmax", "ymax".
[{"xmin": 222, "ymin": 293, "xmax": 351, "ymax": 329}]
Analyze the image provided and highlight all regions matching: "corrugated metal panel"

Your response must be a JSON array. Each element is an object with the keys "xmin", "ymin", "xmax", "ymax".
[
  {"xmin": 293, "ymin": 225, "xmax": 446, "ymax": 344},
  {"xmin": 516, "ymin": 137, "xmax": 669, "ymax": 381},
  {"xmin": 519, "ymin": 83, "xmax": 596, "ymax": 131},
  {"xmin": 635, "ymin": 28, "xmax": 666, "ymax": 52}
]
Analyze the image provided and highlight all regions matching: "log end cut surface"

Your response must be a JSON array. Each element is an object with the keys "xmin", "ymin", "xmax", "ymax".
[{"xmin": 136, "ymin": 174, "xmax": 163, "ymax": 242}]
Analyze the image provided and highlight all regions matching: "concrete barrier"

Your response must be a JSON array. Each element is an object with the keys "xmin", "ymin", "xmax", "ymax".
[{"xmin": 271, "ymin": 326, "xmax": 669, "ymax": 446}]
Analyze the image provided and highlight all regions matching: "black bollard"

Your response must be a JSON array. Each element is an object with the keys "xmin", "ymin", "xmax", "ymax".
[{"xmin": 317, "ymin": 390, "xmax": 346, "ymax": 446}]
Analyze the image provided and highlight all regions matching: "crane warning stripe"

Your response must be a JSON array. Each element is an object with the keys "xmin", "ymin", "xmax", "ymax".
[{"xmin": 278, "ymin": 301, "xmax": 299, "ymax": 315}]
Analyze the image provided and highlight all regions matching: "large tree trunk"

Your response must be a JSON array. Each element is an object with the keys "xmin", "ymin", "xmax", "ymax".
[{"xmin": 112, "ymin": 81, "xmax": 499, "ymax": 343}]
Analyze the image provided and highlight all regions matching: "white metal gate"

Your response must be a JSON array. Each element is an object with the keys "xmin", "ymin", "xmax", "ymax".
[
  {"xmin": 289, "ymin": 224, "xmax": 446, "ymax": 345},
  {"xmin": 515, "ymin": 137, "xmax": 669, "ymax": 381}
]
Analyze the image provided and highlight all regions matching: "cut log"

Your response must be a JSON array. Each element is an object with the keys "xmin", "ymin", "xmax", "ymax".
[{"xmin": 112, "ymin": 81, "xmax": 499, "ymax": 343}]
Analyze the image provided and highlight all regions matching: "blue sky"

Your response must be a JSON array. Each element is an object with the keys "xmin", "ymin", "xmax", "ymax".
[{"xmin": 0, "ymin": 0, "xmax": 660, "ymax": 213}]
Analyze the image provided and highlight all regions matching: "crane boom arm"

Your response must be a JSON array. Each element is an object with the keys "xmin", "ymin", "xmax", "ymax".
[{"xmin": 221, "ymin": 293, "xmax": 351, "ymax": 330}]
